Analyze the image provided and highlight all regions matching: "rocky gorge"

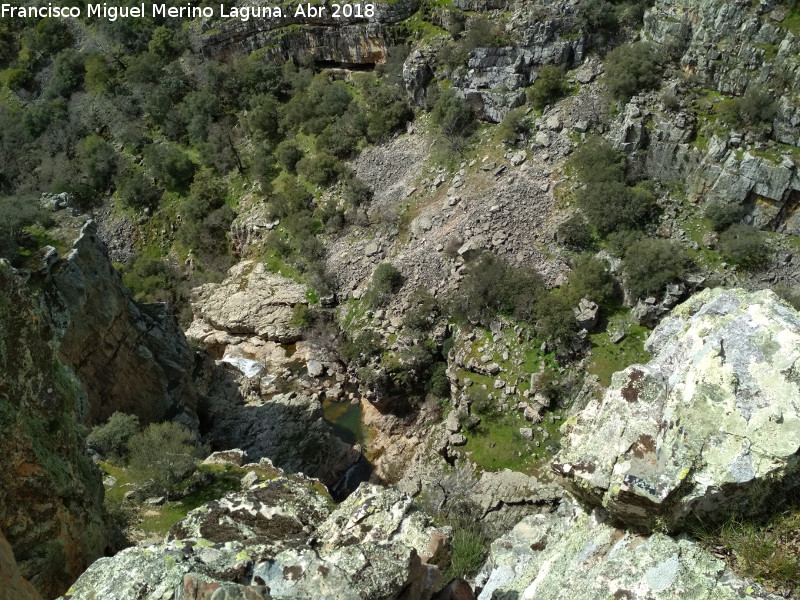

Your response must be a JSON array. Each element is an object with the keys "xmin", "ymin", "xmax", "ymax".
[{"xmin": 2, "ymin": 0, "xmax": 800, "ymax": 597}]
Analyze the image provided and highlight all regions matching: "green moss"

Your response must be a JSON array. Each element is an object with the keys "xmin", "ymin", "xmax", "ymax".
[{"xmin": 782, "ymin": 6, "xmax": 800, "ymax": 35}]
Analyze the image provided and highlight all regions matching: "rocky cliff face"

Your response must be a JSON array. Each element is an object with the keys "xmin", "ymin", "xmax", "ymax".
[
  {"xmin": 554, "ymin": 288, "xmax": 800, "ymax": 530},
  {"xmin": 0, "ymin": 260, "xmax": 107, "ymax": 598},
  {"xmin": 196, "ymin": 0, "xmax": 419, "ymax": 64},
  {"xmin": 43, "ymin": 221, "xmax": 198, "ymax": 427},
  {"xmin": 0, "ymin": 529, "xmax": 43, "ymax": 600}
]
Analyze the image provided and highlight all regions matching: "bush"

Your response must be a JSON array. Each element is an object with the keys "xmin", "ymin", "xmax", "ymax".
[
  {"xmin": 453, "ymin": 253, "xmax": 544, "ymax": 323},
  {"xmin": 78, "ymin": 135, "xmax": 119, "ymax": 196},
  {"xmin": 578, "ymin": 0, "xmax": 619, "ymax": 34},
  {"xmin": 367, "ymin": 263, "xmax": 403, "ymax": 307},
  {"xmin": 143, "ymin": 143, "xmax": 196, "ymax": 193},
  {"xmin": 705, "ymin": 201, "xmax": 745, "ymax": 231},
  {"xmin": 536, "ymin": 292, "xmax": 579, "ymax": 352},
  {"xmin": 431, "ymin": 88, "xmax": 476, "ymax": 143},
  {"xmin": 341, "ymin": 329, "xmax": 383, "ymax": 366},
  {"xmin": 568, "ymin": 136, "xmax": 626, "ymax": 184},
  {"xmin": 497, "ymin": 106, "xmax": 529, "ymax": 143},
  {"xmin": 527, "ymin": 66, "xmax": 569, "ymax": 110},
  {"xmin": 127, "ymin": 421, "xmax": 208, "ymax": 496},
  {"xmin": 622, "ymin": 238, "xmax": 688, "ymax": 298},
  {"xmin": 718, "ymin": 224, "xmax": 769, "ymax": 269},
  {"xmin": 557, "ymin": 213, "xmax": 594, "ymax": 249},
  {"xmin": 578, "ymin": 181, "xmax": 657, "ymax": 234},
  {"xmin": 564, "ymin": 254, "xmax": 620, "ymax": 307},
  {"xmin": 773, "ymin": 284, "xmax": 800, "ymax": 311},
  {"xmin": 720, "ymin": 88, "xmax": 778, "ymax": 128},
  {"xmin": 275, "ymin": 140, "xmax": 304, "ymax": 174},
  {"xmin": 604, "ymin": 42, "xmax": 661, "ymax": 101},
  {"xmin": 87, "ymin": 412, "xmax": 140, "ymax": 461},
  {"xmin": 296, "ymin": 153, "xmax": 341, "ymax": 187},
  {"xmin": 117, "ymin": 170, "xmax": 162, "ymax": 211}
]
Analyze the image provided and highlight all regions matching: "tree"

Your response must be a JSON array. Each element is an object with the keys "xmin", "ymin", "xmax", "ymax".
[
  {"xmin": 622, "ymin": 238, "xmax": 688, "ymax": 298},
  {"xmin": 127, "ymin": 421, "xmax": 208, "ymax": 496},
  {"xmin": 143, "ymin": 143, "xmax": 196, "ymax": 193},
  {"xmin": 564, "ymin": 254, "xmax": 620, "ymax": 307},
  {"xmin": 578, "ymin": 181, "xmax": 656, "ymax": 234},
  {"xmin": 705, "ymin": 201, "xmax": 745, "ymax": 232},
  {"xmin": 568, "ymin": 136, "xmax": 626, "ymax": 184},
  {"xmin": 87, "ymin": 412, "xmax": 140, "ymax": 462},
  {"xmin": 367, "ymin": 263, "xmax": 404, "ymax": 307}
]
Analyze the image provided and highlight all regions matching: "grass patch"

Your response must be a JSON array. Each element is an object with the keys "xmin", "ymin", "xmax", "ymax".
[
  {"xmin": 588, "ymin": 318, "xmax": 651, "ymax": 387},
  {"xmin": 693, "ymin": 509, "xmax": 800, "ymax": 596},
  {"xmin": 463, "ymin": 409, "xmax": 562, "ymax": 473}
]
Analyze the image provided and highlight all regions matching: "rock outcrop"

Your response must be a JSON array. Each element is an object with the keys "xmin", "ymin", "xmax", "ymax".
[
  {"xmin": 60, "ymin": 481, "xmax": 450, "ymax": 600},
  {"xmin": 188, "ymin": 261, "xmax": 308, "ymax": 347},
  {"xmin": 202, "ymin": 390, "xmax": 361, "ymax": 487},
  {"xmin": 197, "ymin": 0, "xmax": 419, "ymax": 64},
  {"xmin": 475, "ymin": 502, "xmax": 781, "ymax": 600},
  {"xmin": 0, "ymin": 260, "xmax": 108, "ymax": 598},
  {"xmin": 43, "ymin": 220, "xmax": 198, "ymax": 427},
  {"xmin": 554, "ymin": 288, "xmax": 800, "ymax": 530}
]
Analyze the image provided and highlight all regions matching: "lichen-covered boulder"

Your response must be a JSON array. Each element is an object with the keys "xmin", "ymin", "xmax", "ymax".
[
  {"xmin": 554, "ymin": 288, "xmax": 800, "ymax": 530},
  {"xmin": 60, "ymin": 482, "xmax": 448, "ymax": 600},
  {"xmin": 59, "ymin": 539, "xmax": 261, "ymax": 600},
  {"xmin": 167, "ymin": 477, "xmax": 331, "ymax": 549},
  {"xmin": 187, "ymin": 262, "xmax": 308, "ymax": 345},
  {"xmin": 474, "ymin": 503, "xmax": 781, "ymax": 600}
]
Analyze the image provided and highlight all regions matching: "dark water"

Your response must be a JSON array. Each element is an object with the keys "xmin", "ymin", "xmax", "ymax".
[{"xmin": 322, "ymin": 398, "xmax": 365, "ymax": 445}]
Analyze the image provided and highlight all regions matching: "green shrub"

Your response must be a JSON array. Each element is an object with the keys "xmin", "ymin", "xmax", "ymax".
[
  {"xmin": 527, "ymin": 66, "xmax": 569, "ymax": 110},
  {"xmin": 557, "ymin": 213, "xmax": 595, "ymax": 249},
  {"xmin": 143, "ymin": 143, "xmax": 196, "ymax": 193},
  {"xmin": 568, "ymin": 136, "xmax": 626, "ymax": 184},
  {"xmin": 738, "ymin": 87, "xmax": 777, "ymax": 125},
  {"xmin": 127, "ymin": 421, "xmax": 208, "ymax": 496},
  {"xmin": 447, "ymin": 524, "xmax": 487, "ymax": 580},
  {"xmin": 427, "ymin": 363, "xmax": 450, "ymax": 398},
  {"xmin": 78, "ymin": 135, "xmax": 119, "ymax": 196},
  {"xmin": 705, "ymin": 201, "xmax": 745, "ymax": 232},
  {"xmin": 578, "ymin": 0, "xmax": 619, "ymax": 34},
  {"xmin": 622, "ymin": 238, "xmax": 688, "ymax": 298},
  {"xmin": 578, "ymin": 181, "xmax": 657, "ymax": 234},
  {"xmin": 718, "ymin": 224, "xmax": 770, "ymax": 269},
  {"xmin": 536, "ymin": 291, "xmax": 579, "ymax": 351},
  {"xmin": 452, "ymin": 253, "xmax": 544, "ymax": 323},
  {"xmin": 87, "ymin": 412, "xmax": 140, "ymax": 462},
  {"xmin": 117, "ymin": 170, "xmax": 162, "ymax": 211},
  {"xmin": 497, "ymin": 106, "xmax": 530, "ymax": 143},
  {"xmin": 296, "ymin": 153, "xmax": 341, "ymax": 187},
  {"xmin": 404, "ymin": 289, "xmax": 440, "ymax": 333},
  {"xmin": 341, "ymin": 329, "xmax": 383, "ymax": 366},
  {"xmin": 245, "ymin": 93, "xmax": 281, "ymax": 142},
  {"xmin": 367, "ymin": 263, "xmax": 403, "ymax": 307},
  {"xmin": 275, "ymin": 140, "xmax": 304, "ymax": 174},
  {"xmin": 564, "ymin": 254, "xmax": 620, "ymax": 307},
  {"xmin": 432, "ymin": 88, "xmax": 476, "ymax": 143},
  {"xmin": 604, "ymin": 42, "xmax": 661, "ymax": 101}
]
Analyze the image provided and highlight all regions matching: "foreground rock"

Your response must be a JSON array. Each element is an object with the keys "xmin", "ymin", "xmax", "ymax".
[
  {"xmin": 0, "ymin": 529, "xmax": 43, "ymax": 600},
  {"xmin": 475, "ymin": 502, "xmax": 780, "ymax": 600},
  {"xmin": 0, "ymin": 261, "xmax": 107, "ymax": 598},
  {"xmin": 554, "ymin": 288, "xmax": 800, "ymax": 530},
  {"xmin": 61, "ymin": 482, "xmax": 450, "ymax": 600}
]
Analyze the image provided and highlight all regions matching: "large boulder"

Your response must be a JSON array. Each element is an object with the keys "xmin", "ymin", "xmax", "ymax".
[
  {"xmin": 188, "ymin": 261, "xmax": 308, "ymax": 346},
  {"xmin": 474, "ymin": 502, "xmax": 780, "ymax": 600},
  {"xmin": 61, "ymin": 483, "xmax": 450, "ymax": 600},
  {"xmin": 0, "ymin": 529, "xmax": 43, "ymax": 600},
  {"xmin": 554, "ymin": 288, "xmax": 800, "ymax": 530}
]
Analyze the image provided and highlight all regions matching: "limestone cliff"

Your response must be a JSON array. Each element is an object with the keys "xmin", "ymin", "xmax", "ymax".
[{"xmin": 0, "ymin": 261, "xmax": 107, "ymax": 598}]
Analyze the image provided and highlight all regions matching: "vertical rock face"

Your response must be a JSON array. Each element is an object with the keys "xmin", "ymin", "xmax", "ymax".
[
  {"xmin": 43, "ymin": 221, "xmax": 198, "ymax": 427},
  {"xmin": 0, "ymin": 261, "xmax": 107, "ymax": 599},
  {"xmin": 554, "ymin": 288, "xmax": 800, "ymax": 530}
]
